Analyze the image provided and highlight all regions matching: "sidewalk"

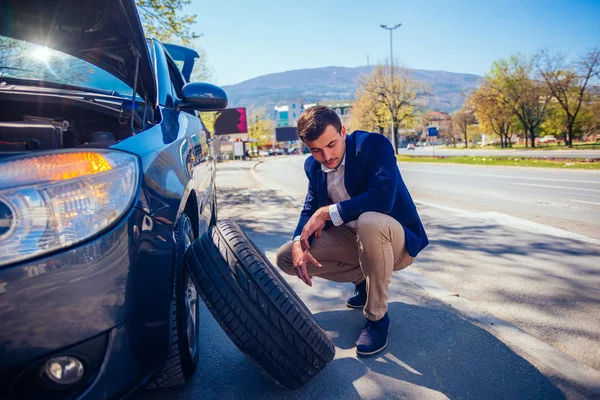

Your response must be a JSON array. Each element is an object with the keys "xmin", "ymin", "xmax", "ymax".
[{"xmin": 138, "ymin": 161, "xmax": 586, "ymax": 400}]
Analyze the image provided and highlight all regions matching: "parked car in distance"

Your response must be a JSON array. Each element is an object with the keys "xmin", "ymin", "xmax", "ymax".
[{"xmin": 539, "ymin": 135, "xmax": 557, "ymax": 143}]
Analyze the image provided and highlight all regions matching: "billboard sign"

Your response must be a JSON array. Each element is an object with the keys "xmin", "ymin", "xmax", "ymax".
[
  {"xmin": 213, "ymin": 108, "xmax": 248, "ymax": 135},
  {"xmin": 275, "ymin": 126, "xmax": 299, "ymax": 142}
]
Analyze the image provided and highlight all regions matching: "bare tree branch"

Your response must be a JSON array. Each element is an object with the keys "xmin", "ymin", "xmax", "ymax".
[{"xmin": 537, "ymin": 47, "xmax": 600, "ymax": 146}]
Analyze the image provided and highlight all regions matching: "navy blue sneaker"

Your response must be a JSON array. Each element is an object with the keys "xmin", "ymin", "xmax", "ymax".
[
  {"xmin": 346, "ymin": 279, "xmax": 367, "ymax": 308},
  {"xmin": 356, "ymin": 313, "xmax": 390, "ymax": 356}
]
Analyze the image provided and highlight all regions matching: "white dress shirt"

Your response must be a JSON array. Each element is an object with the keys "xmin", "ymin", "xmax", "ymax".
[
  {"xmin": 322, "ymin": 153, "xmax": 355, "ymax": 229},
  {"xmin": 293, "ymin": 153, "xmax": 353, "ymax": 243}
]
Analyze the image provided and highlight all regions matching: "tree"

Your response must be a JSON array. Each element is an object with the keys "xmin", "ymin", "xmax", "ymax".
[
  {"xmin": 189, "ymin": 47, "xmax": 215, "ymax": 82},
  {"xmin": 200, "ymin": 111, "xmax": 218, "ymax": 134},
  {"xmin": 469, "ymin": 81, "xmax": 514, "ymax": 147},
  {"xmin": 506, "ymin": 115, "xmax": 522, "ymax": 147},
  {"xmin": 357, "ymin": 64, "xmax": 429, "ymax": 152},
  {"xmin": 452, "ymin": 107, "xmax": 476, "ymax": 148},
  {"xmin": 135, "ymin": 1, "xmax": 213, "ymax": 84},
  {"xmin": 536, "ymin": 48, "xmax": 600, "ymax": 147},
  {"xmin": 136, "ymin": 0, "xmax": 200, "ymax": 44},
  {"xmin": 539, "ymin": 102, "xmax": 567, "ymax": 141},
  {"xmin": 578, "ymin": 96, "xmax": 600, "ymax": 141},
  {"xmin": 444, "ymin": 121, "xmax": 458, "ymax": 147},
  {"xmin": 350, "ymin": 87, "xmax": 390, "ymax": 135},
  {"xmin": 404, "ymin": 109, "xmax": 423, "ymax": 132},
  {"xmin": 247, "ymin": 109, "xmax": 275, "ymax": 148},
  {"xmin": 487, "ymin": 54, "xmax": 551, "ymax": 148}
]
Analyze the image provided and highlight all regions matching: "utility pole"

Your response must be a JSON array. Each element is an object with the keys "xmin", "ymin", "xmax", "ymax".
[{"xmin": 380, "ymin": 23, "xmax": 401, "ymax": 154}]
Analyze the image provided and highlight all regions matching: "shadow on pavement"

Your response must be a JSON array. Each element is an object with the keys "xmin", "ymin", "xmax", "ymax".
[
  {"xmin": 317, "ymin": 302, "xmax": 565, "ymax": 400},
  {"xmin": 419, "ymin": 215, "xmax": 600, "ymax": 370},
  {"xmin": 134, "ymin": 300, "xmax": 565, "ymax": 400}
]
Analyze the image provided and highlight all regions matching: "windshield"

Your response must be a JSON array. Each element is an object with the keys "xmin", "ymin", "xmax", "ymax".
[{"xmin": 0, "ymin": 35, "xmax": 134, "ymax": 96}]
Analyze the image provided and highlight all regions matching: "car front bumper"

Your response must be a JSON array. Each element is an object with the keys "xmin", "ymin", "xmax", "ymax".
[{"xmin": 0, "ymin": 207, "xmax": 176, "ymax": 399}]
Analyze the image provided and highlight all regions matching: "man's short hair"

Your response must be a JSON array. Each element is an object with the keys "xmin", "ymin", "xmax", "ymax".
[{"xmin": 297, "ymin": 106, "xmax": 342, "ymax": 142}]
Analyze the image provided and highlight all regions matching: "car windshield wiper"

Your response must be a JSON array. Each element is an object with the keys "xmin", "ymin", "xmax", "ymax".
[{"xmin": 0, "ymin": 76, "xmax": 129, "ymax": 100}]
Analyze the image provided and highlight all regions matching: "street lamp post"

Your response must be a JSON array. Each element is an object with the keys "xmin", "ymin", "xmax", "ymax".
[{"xmin": 380, "ymin": 23, "xmax": 401, "ymax": 154}]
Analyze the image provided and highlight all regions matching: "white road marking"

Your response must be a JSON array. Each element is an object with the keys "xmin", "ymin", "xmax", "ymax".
[
  {"xmin": 398, "ymin": 167, "xmax": 600, "ymax": 184},
  {"xmin": 514, "ymin": 183, "xmax": 600, "ymax": 193},
  {"xmin": 417, "ymin": 201, "xmax": 600, "ymax": 245},
  {"xmin": 570, "ymin": 199, "xmax": 600, "ymax": 206}
]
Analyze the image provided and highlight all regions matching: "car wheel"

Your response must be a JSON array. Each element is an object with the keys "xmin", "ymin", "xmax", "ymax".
[
  {"xmin": 185, "ymin": 220, "xmax": 335, "ymax": 390},
  {"xmin": 148, "ymin": 214, "xmax": 199, "ymax": 388}
]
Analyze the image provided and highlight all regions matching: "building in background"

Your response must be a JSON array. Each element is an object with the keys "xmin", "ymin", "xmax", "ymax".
[
  {"xmin": 274, "ymin": 99, "xmax": 304, "ymax": 127},
  {"xmin": 425, "ymin": 110, "xmax": 452, "ymax": 133},
  {"xmin": 421, "ymin": 110, "xmax": 455, "ymax": 145},
  {"xmin": 273, "ymin": 100, "xmax": 353, "ymax": 128},
  {"xmin": 274, "ymin": 105, "xmax": 289, "ymax": 127},
  {"xmin": 316, "ymin": 100, "xmax": 353, "ymax": 126}
]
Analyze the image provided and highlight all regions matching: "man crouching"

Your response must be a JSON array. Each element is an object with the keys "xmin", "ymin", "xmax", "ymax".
[{"xmin": 275, "ymin": 105, "xmax": 429, "ymax": 357}]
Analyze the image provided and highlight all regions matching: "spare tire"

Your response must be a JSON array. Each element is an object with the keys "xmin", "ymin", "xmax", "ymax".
[{"xmin": 185, "ymin": 220, "xmax": 335, "ymax": 389}]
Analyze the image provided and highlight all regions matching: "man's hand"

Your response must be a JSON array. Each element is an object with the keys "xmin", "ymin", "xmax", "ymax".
[
  {"xmin": 291, "ymin": 241, "xmax": 322, "ymax": 286},
  {"xmin": 300, "ymin": 206, "xmax": 331, "ymax": 250}
]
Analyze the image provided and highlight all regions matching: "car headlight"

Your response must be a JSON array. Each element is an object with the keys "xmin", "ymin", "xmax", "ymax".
[{"xmin": 0, "ymin": 150, "xmax": 139, "ymax": 267}]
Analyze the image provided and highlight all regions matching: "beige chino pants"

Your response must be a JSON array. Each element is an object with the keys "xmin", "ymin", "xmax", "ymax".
[{"xmin": 275, "ymin": 212, "xmax": 414, "ymax": 321}]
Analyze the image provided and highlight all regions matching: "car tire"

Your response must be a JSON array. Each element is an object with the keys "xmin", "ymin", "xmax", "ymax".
[
  {"xmin": 148, "ymin": 214, "xmax": 199, "ymax": 388},
  {"xmin": 185, "ymin": 219, "xmax": 335, "ymax": 390}
]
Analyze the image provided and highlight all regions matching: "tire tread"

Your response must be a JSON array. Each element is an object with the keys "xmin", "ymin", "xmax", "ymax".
[{"xmin": 186, "ymin": 220, "xmax": 335, "ymax": 389}]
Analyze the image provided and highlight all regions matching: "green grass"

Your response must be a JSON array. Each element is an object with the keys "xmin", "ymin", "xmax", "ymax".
[
  {"xmin": 396, "ymin": 155, "xmax": 600, "ymax": 170},
  {"xmin": 440, "ymin": 142, "xmax": 599, "ymax": 151}
]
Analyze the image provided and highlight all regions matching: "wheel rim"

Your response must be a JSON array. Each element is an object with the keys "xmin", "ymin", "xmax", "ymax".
[
  {"xmin": 185, "ymin": 271, "xmax": 198, "ymax": 356},
  {"xmin": 184, "ymin": 231, "xmax": 198, "ymax": 356}
]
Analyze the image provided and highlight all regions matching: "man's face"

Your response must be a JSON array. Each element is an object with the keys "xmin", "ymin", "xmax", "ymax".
[{"xmin": 304, "ymin": 125, "xmax": 347, "ymax": 169}]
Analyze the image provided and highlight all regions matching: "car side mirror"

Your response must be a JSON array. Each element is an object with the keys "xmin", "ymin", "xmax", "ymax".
[{"xmin": 179, "ymin": 82, "xmax": 228, "ymax": 111}]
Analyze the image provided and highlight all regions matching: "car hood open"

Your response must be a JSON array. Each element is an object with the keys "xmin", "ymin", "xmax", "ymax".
[{"xmin": 1, "ymin": 0, "xmax": 156, "ymax": 107}]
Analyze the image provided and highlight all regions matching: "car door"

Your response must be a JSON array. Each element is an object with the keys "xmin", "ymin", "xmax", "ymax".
[{"xmin": 163, "ymin": 46, "xmax": 216, "ymax": 236}]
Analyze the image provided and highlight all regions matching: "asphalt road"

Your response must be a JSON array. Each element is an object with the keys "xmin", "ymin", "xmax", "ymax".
[
  {"xmin": 257, "ymin": 155, "xmax": 600, "ymax": 240},
  {"xmin": 394, "ymin": 163, "xmax": 600, "ymax": 240},
  {"xmin": 398, "ymin": 146, "xmax": 600, "ymax": 159},
  {"xmin": 134, "ymin": 158, "xmax": 600, "ymax": 399},
  {"xmin": 252, "ymin": 156, "xmax": 600, "ymax": 371}
]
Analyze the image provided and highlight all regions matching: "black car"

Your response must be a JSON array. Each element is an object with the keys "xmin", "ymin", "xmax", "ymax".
[{"xmin": 0, "ymin": 0, "xmax": 226, "ymax": 398}]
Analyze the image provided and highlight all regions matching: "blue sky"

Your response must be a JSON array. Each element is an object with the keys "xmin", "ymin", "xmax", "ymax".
[{"xmin": 187, "ymin": 0, "xmax": 600, "ymax": 86}]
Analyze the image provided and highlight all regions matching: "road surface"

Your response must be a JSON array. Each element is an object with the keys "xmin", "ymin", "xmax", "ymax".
[
  {"xmin": 253, "ymin": 156, "xmax": 600, "ymax": 372},
  {"xmin": 134, "ymin": 158, "xmax": 600, "ymax": 399},
  {"xmin": 257, "ymin": 156, "xmax": 600, "ymax": 240}
]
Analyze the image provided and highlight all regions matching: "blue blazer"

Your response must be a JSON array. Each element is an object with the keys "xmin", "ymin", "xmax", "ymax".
[{"xmin": 293, "ymin": 130, "xmax": 429, "ymax": 258}]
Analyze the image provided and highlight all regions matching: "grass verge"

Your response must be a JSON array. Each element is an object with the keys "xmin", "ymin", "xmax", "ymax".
[
  {"xmin": 396, "ymin": 155, "xmax": 600, "ymax": 170},
  {"xmin": 440, "ymin": 143, "xmax": 599, "ymax": 151}
]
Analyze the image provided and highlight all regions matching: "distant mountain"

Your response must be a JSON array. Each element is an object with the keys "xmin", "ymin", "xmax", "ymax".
[{"xmin": 222, "ymin": 66, "xmax": 482, "ymax": 114}]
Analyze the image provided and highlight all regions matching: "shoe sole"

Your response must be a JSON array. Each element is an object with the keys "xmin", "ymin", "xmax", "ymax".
[
  {"xmin": 346, "ymin": 302, "xmax": 365, "ymax": 309},
  {"xmin": 356, "ymin": 337, "xmax": 388, "ymax": 357}
]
